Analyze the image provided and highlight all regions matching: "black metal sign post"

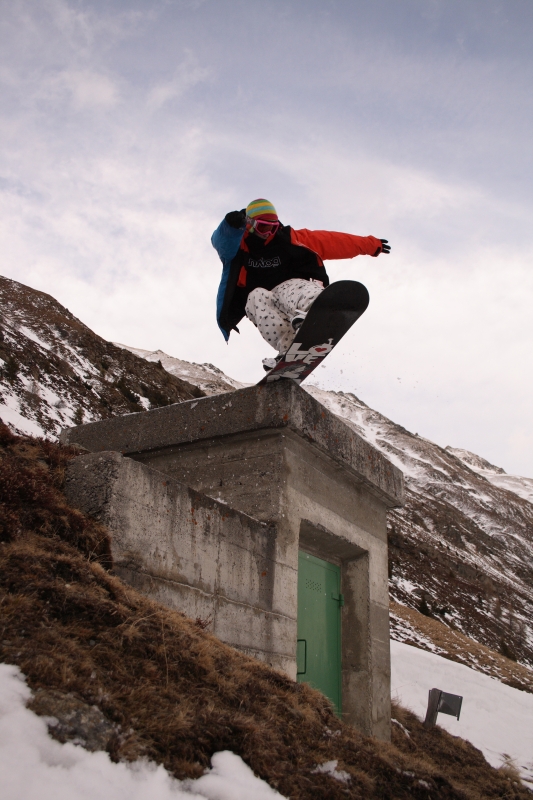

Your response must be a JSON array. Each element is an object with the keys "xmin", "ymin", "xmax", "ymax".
[{"xmin": 423, "ymin": 689, "xmax": 463, "ymax": 729}]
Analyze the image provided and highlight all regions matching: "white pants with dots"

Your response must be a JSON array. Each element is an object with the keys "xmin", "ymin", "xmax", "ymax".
[{"xmin": 245, "ymin": 278, "xmax": 323, "ymax": 354}]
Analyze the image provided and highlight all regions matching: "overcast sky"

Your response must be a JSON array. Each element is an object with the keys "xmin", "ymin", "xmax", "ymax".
[{"xmin": 1, "ymin": 0, "xmax": 532, "ymax": 476}]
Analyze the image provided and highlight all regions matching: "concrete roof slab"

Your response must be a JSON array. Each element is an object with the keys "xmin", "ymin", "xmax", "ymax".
[{"xmin": 61, "ymin": 382, "xmax": 403, "ymax": 507}]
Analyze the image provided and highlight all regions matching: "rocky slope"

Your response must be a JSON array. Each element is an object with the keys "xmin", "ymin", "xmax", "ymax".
[
  {"xmin": 2, "ymin": 274, "xmax": 533, "ymax": 671},
  {"xmin": 0, "ymin": 276, "xmax": 203, "ymax": 440}
]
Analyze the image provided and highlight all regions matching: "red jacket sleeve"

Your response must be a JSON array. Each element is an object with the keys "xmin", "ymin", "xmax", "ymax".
[{"xmin": 291, "ymin": 228, "xmax": 382, "ymax": 260}]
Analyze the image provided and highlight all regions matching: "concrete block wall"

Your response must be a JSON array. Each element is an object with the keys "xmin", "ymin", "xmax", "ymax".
[{"xmin": 65, "ymin": 451, "xmax": 296, "ymax": 674}]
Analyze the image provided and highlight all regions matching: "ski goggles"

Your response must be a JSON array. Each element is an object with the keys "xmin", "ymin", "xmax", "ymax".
[{"xmin": 248, "ymin": 217, "xmax": 280, "ymax": 236}]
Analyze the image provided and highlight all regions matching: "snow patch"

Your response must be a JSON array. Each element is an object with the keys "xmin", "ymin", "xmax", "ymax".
[
  {"xmin": 312, "ymin": 760, "xmax": 350, "ymax": 784},
  {"xmin": 391, "ymin": 718, "xmax": 411, "ymax": 738},
  {"xmin": 0, "ymin": 664, "xmax": 286, "ymax": 800},
  {"xmin": 394, "ymin": 577, "xmax": 418, "ymax": 595},
  {"xmin": 391, "ymin": 640, "xmax": 533, "ymax": 787},
  {"xmin": 0, "ymin": 400, "xmax": 47, "ymax": 438},
  {"xmin": 18, "ymin": 326, "xmax": 51, "ymax": 352}
]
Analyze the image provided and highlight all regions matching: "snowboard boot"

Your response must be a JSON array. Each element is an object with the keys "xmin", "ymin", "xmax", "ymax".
[
  {"xmin": 291, "ymin": 310, "xmax": 307, "ymax": 331},
  {"xmin": 262, "ymin": 354, "xmax": 283, "ymax": 372}
]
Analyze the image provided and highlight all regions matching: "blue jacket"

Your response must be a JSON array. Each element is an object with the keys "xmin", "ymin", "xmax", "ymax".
[{"xmin": 211, "ymin": 218, "xmax": 247, "ymax": 341}]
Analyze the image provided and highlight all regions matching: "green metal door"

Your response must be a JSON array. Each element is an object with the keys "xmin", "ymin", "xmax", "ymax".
[{"xmin": 297, "ymin": 551, "xmax": 342, "ymax": 713}]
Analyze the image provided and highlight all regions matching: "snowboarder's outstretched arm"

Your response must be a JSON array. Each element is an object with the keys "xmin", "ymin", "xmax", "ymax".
[{"xmin": 290, "ymin": 229, "xmax": 390, "ymax": 260}]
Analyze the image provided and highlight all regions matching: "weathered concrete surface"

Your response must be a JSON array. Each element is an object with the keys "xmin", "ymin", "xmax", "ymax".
[
  {"xmin": 285, "ymin": 437, "xmax": 391, "ymax": 740},
  {"xmin": 61, "ymin": 381, "xmax": 403, "ymax": 508},
  {"xmin": 65, "ymin": 452, "xmax": 296, "ymax": 675},
  {"xmin": 62, "ymin": 382, "xmax": 403, "ymax": 740}
]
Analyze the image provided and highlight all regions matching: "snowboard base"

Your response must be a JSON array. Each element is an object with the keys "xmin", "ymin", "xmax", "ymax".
[{"xmin": 257, "ymin": 280, "xmax": 369, "ymax": 386}]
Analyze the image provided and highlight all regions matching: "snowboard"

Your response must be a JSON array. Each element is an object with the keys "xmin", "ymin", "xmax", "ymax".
[{"xmin": 257, "ymin": 280, "xmax": 369, "ymax": 386}]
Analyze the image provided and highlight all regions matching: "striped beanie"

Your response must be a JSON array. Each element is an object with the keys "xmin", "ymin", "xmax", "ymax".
[{"xmin": 246, "ymin": 198, "xmax": 278, "ymax": 221}]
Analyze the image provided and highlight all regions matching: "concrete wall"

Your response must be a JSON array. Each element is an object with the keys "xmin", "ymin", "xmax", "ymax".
[
  {"xmin": 63, "ymin": 382, "xmax": 403, "ymax": 741},
  {"xmin": 65, "ymin": 451, "xmax": 296, "ymax": 675},
  {"xmin": 147, "ymin": 430, "xmax": 392, "ymax": 738}
]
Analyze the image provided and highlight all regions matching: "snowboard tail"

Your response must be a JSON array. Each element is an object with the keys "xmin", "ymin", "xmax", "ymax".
[{"xmin": 257, "ymin": 280, "xmax": 369, "ymax": 386}]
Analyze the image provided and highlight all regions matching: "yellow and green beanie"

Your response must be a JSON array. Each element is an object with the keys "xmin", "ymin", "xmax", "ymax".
[{"xmin": 246, "ymin": 198, "xmax": 278, "ymax": 221}]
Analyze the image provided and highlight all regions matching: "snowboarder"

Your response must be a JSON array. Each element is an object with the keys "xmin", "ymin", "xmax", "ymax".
[{"xmin": 212, "ymin": 199, "xmax": 390, "ymax": 371}]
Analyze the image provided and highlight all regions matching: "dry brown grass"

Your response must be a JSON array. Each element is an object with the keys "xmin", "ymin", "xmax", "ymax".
[
  {"xmin": 1, "ymin": 422, "xmax": 531, "ymax": 799},
  {"xmin": 391, "ymin": 601, "xmax": 533, "ymax": 694}
]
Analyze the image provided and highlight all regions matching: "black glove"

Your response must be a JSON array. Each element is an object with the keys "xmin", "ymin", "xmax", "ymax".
[
  {"xmin": 373, "ymin": 238, "xmax": 391, "ymax": 256},
  {"xmin": 225, "ymin": 209, "xmax": 246, "ymax": 229}
]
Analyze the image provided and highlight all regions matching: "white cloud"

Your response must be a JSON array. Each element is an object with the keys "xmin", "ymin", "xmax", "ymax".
[
  {"xmin": 43, "ymin": 69, "xmax": 120, "ymax": 110},
  {"xmin": 45, "ymin": 0, "xmax": 95, "ymax": 50},
  {"xmin": 44, "ymin": 0, "xmax": 148, "ymax": 53},
  {"xmin": 148, "ymin": 53, "xmax": 209, "ymax": 110}
]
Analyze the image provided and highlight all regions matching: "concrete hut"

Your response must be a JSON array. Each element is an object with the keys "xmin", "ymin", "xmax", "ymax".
[{"xmin": 62, "ymin": 381, "xmax": 403, "ymax": 740}]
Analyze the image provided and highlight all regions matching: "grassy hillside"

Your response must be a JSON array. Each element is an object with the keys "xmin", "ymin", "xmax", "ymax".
[{"xmin": 0, "ymin": 422, "xmax": 529, "ymax": 799}]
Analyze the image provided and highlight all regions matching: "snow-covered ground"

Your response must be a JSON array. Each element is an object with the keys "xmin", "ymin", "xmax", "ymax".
[
  {"xmin": 0, "ymin": 664, "xmax": 286, "ymax": 800},
  {"xmin": 391, "ymin": 640, "xmax": 533, "ymax": 787},
  {"xmin": 0, "ymin": 398, "xmax": 46, "ymax": 438}
]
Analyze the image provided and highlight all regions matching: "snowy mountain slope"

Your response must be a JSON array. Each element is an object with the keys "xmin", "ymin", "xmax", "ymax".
[
  {"xmin": 113, "ymin": 343, "xmax": 247, "ymax": 396},
  {"xmin": 304, "ymin": 385, "xmax": 533, "ymax": 668},
  {"xmin": 447, "ymin": 446, "xmax": 533, "ymax": 505},
  {"xmin": 0, "ymin": 276, "xmax": 202, "ymax": 439},
  {"xmin": 391, "ymin": 600, "xmax": 533, "ymax": 694}
]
